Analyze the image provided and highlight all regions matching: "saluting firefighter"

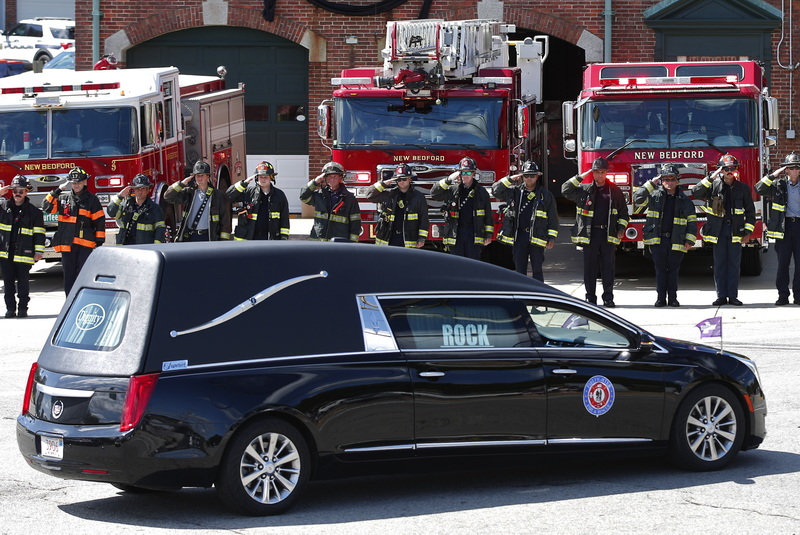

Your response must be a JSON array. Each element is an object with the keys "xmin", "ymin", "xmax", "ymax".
[
  {"xmin": 42, "ymin": 167, "xmax": 106, "ymax": 296},
  {"xmin": 633, "ymin": 164, "xmax": 697, "ymax": 307},
  {"xmin": 492, "ymin": 161, "xmax": 558, "ymax": 281},
  {"xmin": 755, "ymin": 152, "xmax": 800, "ymax": 306},
  {"xmin": 561, "ymin": 157, "xmax": 628, "ymax": 307},
  {"xmin": 226, "ymin": 161, "xmax": 290, "ymax": 241},
  {"xmin": 300, "ymin": 161, "xmax": 362, "ymax": 242},
  {"xmin": 107, "ymin": 174, "xmax": 166, "ymax": 245},
  {"xmin": 365, "ymin": 163, "xmax": 429, "ymax": 247},
  {"xmin": 0, "ymin": 176, "xmax": 45, "ymax": 318},
  {"xmin": 431, "ymin": 156, "xmax": 493, "ymax": 260},
  {"xmin": 691, "ymin": 154, "xmax": 755, "ymax": 306},
  {"xmin": 165, "ymin": 161, "xmax": 232, "ymax": 242}
]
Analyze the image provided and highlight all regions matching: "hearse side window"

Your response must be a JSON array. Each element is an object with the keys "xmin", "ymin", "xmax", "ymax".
[
  {"xmin": 53, "ymin": 289, "xmax": 130, "ymax": 351},
  {"xmin": 526, "ymin": 302, "xmax": 630, "ymax": 349},
  {"xmin": 380, "ymin": 298, "xmax": 532, "ymax": 350}
]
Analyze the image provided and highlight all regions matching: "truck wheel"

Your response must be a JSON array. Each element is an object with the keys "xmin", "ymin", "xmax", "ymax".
[
  {"xmin": 669, "ymin": 384, "xmax": 745, "ymax": 471},
  {"xmin": 740, "ymin": 246, "xmax": 762, "ymax": 276},
  {"xmin": 215, "ymin": 418, "xmax": 310, "ymax": 516},
  {"xmin": 33, "ymin": 52, "xmax": 52, "ymax": 72}
]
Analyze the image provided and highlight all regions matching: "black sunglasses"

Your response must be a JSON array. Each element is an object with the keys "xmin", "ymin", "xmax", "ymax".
[
  {"xmin": 722, "ymin": 166, "xmax": 737, "ymax": 172},
  {"xmin": 787, "ymin": 166, "xmax": 800, "ymax": 171}
]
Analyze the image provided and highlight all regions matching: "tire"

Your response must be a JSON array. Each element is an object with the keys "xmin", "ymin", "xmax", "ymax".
[
  {"xmin": 215, "ymin": 418, "xmax": 310, "ymax": 516},
  {"xmin": 669, "ymin": 384, "xmax": 745, "ymax": 471},
  {"xmin": 740, "ymin": 246, "xmax": 763, "ymax": 276},
  {"xmin": 33, "ymin": 53, "xmax": 52, "ymax": 73}
]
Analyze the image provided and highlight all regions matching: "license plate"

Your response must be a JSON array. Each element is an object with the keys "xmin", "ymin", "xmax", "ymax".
[{"xmin": 40, "ymin": 434, "xmax": 63, "ymax": 460}]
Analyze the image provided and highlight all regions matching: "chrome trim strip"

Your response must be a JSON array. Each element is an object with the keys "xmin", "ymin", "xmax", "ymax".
[
  {"xmin": 548, "ymin": 438, "xmax": 652, "ymax": 444},
  {"xmin": 416, "ymin": 439, "xmax": 547, "ymax": 449},
  {"xmin": 36, "ymin": 384, "xmax": 94, "ymax": 398},
  {"xmin": 419, "ymin": 371, "xmax": 445, "ymax": 378},
  {"xmin": 170, "ymin": 271, "xmax": 328, "ymax": 338},
  {"xmin": 342, "ymin": 444, "xmax": 416, "ymax": 453}
]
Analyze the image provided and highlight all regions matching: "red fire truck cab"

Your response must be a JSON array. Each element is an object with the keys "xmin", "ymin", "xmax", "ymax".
[
  {"xmin": 317, "ymin": 19, "xmax": 548, "ymax": 262},
  {"xmin": 562, "ymin": 61, "xmax": 779, "ymax": 275}
]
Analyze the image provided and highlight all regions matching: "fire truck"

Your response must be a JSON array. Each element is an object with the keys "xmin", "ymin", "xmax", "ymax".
[
  {"xmin": 317, "ymin": 19, "xmax": 548, "ymax": 261},
  {"xmin": 0, "ymin": 65, "xmax": 246, "ymax": 254},
  {"xmin": 562, "ymin": 60, "xmax": 779, "ymax": 275}
]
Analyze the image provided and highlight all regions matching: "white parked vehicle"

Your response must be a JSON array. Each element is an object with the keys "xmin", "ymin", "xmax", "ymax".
[{"xmin": 0, "ymin": 18, "xmax": 74, "ymax": 70}]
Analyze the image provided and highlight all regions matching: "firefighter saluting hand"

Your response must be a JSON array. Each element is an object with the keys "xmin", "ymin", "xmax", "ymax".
[
  {"xmin": 300, "ymin": 162, "xmax": 361, "ymax": 242},
  {"xmin": 431, "ymin": 157, "xmax": 493, "ymax": 259},
  {"xmin": 226, "ymin": 161, "xmax": 290, "ymax": 240},
  {"xmin": 365, "ymin": 163, "xmax": 428, "ymax": 247},
  {"xmin": 42, "ymin": 167, "xmax": 106, "ymax": 295}
]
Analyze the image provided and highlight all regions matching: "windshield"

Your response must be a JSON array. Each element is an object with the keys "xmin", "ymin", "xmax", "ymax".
[
  {"xmin": 336, "ymin": 97, "xmax": 502, "ymax": 149},
  {"xmin": 580, "ymin": 98, "xmax": 758, "ymax": 150},
  {"xmin": 0, "ymin": 107, "xmax": 138, "ymax": 160}
]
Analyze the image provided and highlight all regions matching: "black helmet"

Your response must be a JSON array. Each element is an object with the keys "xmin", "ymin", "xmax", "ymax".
[
  {"xmin": 717, "ymin": 154, "xmax": 739, "ymax": 169},
  {"xmin": 9, "ymin": 175, "xmax": 31, "ymax": 191},
  {"xmin": 193, "ymin": 161, "xmax": 211, "ymax": 175},
  {"xmin": 658, "ymin": 163, "xmax": 679, "ymax": 177},
  {"xmin": 521, "ymin": 161, "xmax": 542, "ymax": 175},
  {"xmin": 67, "ymin": 166, "xmax": 90, "ymax": 183},
  {"xmin": 457, "ymin": 157, "xmax": 477, "ymax": 171},
  {"xmin": 131, "ymin": 174, "xmax": 152, "ymax": 188},
  {"xmin": 591, "ymin": 158, "xmax": 609, "ymax": 171},
  {"xmin": 321, "ymin": 161, "xmax": 346, "ymax": 176},
  {"xmin": 256, "ymin": 161, "xmax": 277, "ymax": 176},
  {"xmin": 392, "ymin": 163, "xmax": 414, "ymax": 179},
  {"xmin": 782, "ymin": 152, "xmax": 800, "ymax": 166}
]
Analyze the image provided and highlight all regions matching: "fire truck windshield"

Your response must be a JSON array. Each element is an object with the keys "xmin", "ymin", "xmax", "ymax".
[
  {"xmin": 336, "ymin": 97, "xmax": 501, "ymax": 149},
  {"xmin": 581, "ymin": 98, "xmax": 757, "ymax": 151},
  {"xmin": 0, "ymin": 107, "xmax": 138, "ymax": 160}
]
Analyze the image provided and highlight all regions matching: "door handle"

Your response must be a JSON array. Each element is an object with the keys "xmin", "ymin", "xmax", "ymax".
[
  {"xmin": 419, "ymin": 371, "xmax": 445, "ymax": 378},
  {"xmin": 552, "ymin": 368, "xmax": 577, "ymax": 375}
]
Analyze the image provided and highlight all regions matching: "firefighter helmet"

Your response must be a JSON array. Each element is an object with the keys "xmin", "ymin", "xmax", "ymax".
[
  {"xmin": 321, "ymin": 161, "xmax": 346, "ymax": 176},
  {"xmin": 9, "ymin": 175, "xmax": 31, "ymax": 191},
  {"xmin": 256, "ymin": 161, "xmax": 277, "ymax": 177},
  {"xmin": 591, "ymin": 157, "xmax": 609, "ymax": 171},
  {"xmin": 193, "ymin": 161, "xmax": 211, "ymax": 175},
  {"xmin": 392, "ymin": 163, "xmax": 414, "ymax": 179},
  {"xmin": 782, "ymin": 152, "xmax": 800, "ymax": 166},
  {"xmin": 457, "ymin": 157, "xmax": 477, "ymax": 172},
  {"xmin": 131, "ymin": 174, "xmax": 152, "ymax": 188},
  {"xmin": 521, "ymin": 161, "xmax": 542, "ymax": 175},
  {"xmin": 67, "ymin": 167, "xmax": 90, "ymax": 183},
  {"xmin": 717, "ymin": 154, "xmax": 739, "ymax": 169},
  {"xmin": 658, "ymin": 164, "xmax": 679, "ymax": 177}
]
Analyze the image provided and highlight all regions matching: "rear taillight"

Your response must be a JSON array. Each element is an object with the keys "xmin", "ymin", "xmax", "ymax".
[
  {"xmin": 21, "ymin": 362, "xmax": 38, "ymax": 416},
  {"xmin": 120, "ymin": 373, "xmax": 159, "ymax": 432}
]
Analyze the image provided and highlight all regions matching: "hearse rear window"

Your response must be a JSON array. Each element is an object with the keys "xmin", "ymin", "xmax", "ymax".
[
  {"xmin": 380, "ymin": 297, "xmax": 532, "ymax": 350},
  {"xmin": 53, "ymin": 289, "xmax": 130, "ymax": 351}
]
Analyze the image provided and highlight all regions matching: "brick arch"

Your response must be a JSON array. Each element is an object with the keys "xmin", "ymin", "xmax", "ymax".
[{"xmin": 107, "ymin": 7, "xmax": 323, "ymax": 64}]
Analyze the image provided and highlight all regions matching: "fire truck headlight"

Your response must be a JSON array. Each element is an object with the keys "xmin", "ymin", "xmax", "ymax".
[{"xmin": 94, "ymin": 175, "xmax": 125, "ymax": 188}]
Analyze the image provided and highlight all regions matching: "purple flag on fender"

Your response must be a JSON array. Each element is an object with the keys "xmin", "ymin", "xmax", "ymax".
[{"xmin": 696, "ymin": 316, "xmax": 722, "ymax": 338}]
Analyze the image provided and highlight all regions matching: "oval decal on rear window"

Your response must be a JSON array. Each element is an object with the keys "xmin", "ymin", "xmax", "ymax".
[{"xmin": 75, "ymin": 303, "xmax": 106, "ymax": 331}]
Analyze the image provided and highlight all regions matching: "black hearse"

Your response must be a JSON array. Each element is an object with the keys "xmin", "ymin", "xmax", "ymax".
[{"xmin": 17, "ymin": 241, "xmax": 766, "ymax": 515}]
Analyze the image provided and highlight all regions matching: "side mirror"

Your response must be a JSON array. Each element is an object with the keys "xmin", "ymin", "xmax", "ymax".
[
  {"xmin": 516, "ymin": 105, "xmax": 529, "ymax": 139},
  {"xmin": 635, "ymin": 332, "xmax": 655, "ymax": 355},
  {"xmin": 317, "ymin": 103, "xmax": 332, "ymax": 140}
]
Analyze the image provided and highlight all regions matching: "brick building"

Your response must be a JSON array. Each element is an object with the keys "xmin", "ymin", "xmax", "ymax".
[{"xmin": 29, "ymin": 0, "xmax": 800, "ymax": 205}]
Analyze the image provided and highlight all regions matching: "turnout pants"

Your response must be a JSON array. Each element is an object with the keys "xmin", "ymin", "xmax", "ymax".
[
  {"xmin": 775, "ymin": 218, "xmax": 800, "ymax": 300},
  {"xmin": 649, "ymin": 241, "xmax": 685, "ymax": 301},
  {"xmin": 1, "ymin": 259, "xmax": 31, "ymax": 313},
  {"xmin": 513, "ymin": 231, "xmax": 546, "ymax": 282},
  {"xmin": 61, "ymin": 246, "xmax": 93, "ymax": 296},
  {"xmin": 712, "ymin": 222, "xmax": 742, "ymax": 300},
  {"xmin": 583, "ymin": 230, "xmax": 616, "ymax": 303}
]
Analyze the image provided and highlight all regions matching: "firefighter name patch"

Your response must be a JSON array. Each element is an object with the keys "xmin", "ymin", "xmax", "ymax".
[{"xmin": 583, "ymin": 375, "xmax": 615, "ymax": 416}]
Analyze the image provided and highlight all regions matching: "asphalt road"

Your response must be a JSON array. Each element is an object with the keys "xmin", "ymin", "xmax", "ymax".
[{"xmin": 1, "ymin": 228, "xmax": 798, "ymax": 533}]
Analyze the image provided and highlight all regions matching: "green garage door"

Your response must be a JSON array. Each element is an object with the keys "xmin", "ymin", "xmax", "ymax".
[{"xmin": 127, "ymin": 26, "xmax": 308, "ymax": 155}]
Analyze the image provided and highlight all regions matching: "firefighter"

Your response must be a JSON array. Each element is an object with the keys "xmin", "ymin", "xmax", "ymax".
[
  {"xmin": 755, "ymin": 152, "xmax": 800, "ymax": 305},
  {"xmin": 42, "ymin": 166, "xmax": 106, "ymax": 296},
  {"xmin": 492, "ymin": 161, "xmax": 558, "ymax": 281},
  {"xmin": 300, "ymin": 162, "xmax": 361, "ymax": 242},
  {"xmin": 633, "ymin": 163, "xmax": 697, "ymax": 307},
  {"xmin": 431, "ymin": 157, "xmax": 493, "ymax": 259},
  {"xmin": 365, "ymin": 163, "xmax": 429, "ymax": 247},
  {"xmin": 226, "ymin": 161, "xmax": 290, "ymax": 240},
  {"xmin": 0, "ymin": 176, "xmax": 44, "ymax": 317},
  {"xmin": 691, "ymin": 154, "xmax": 755, "ymax": 306},
  {"xmin": 561, "ymin": 157, "xmax": 629, "ymax": 307},
  {"xmin": 165, "ymin": 161, "xmax": 232, "ymax": 242},
  {"xmin": 107, "ymin": 174, "xmax": 166, "ymax": 245}
]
